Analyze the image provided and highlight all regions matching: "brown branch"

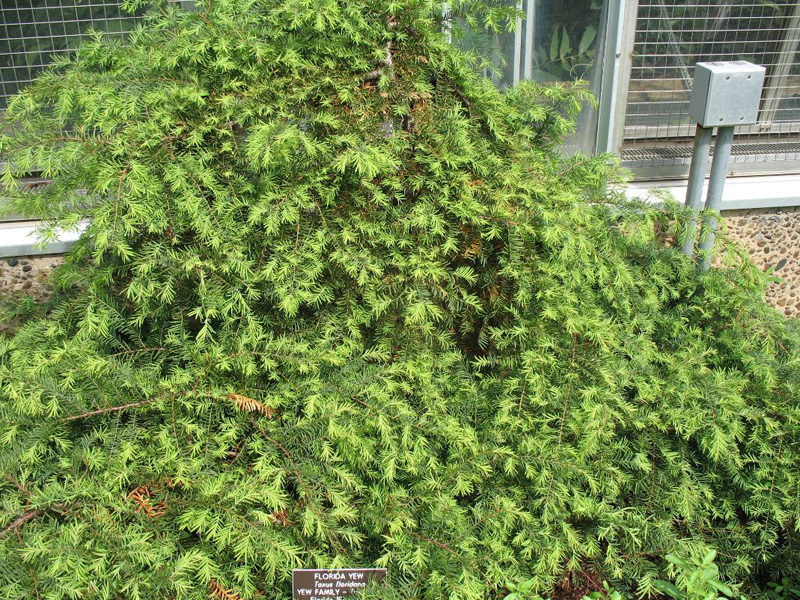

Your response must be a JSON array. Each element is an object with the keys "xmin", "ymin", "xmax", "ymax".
[
  {"xmin": 52, "ymin": 136, "xmax": 112, "ymax": 146},
  {"xmin": 110, "ymin": 347, "xmax": 166, "ymax": 357},
  {"xmin": 0, "ymin": 510, "xmax": 43, "ymax": 541},
  {"xmin": 227, "ymin": 394, "xmax": 275, "ymax": 418},
  {"xmin": 209, "ymin": 580, "xmax": 241, "ymax": 600},
  {"xmin": 3, "ymin": 474, "xmax": 30, "ymax": 496},
  {"xmin": 62, "ymin": 398, "xmax": 158, "ymax": 422},
  {"xmin": 116, "ymin": 165, "xmax": 129, "ymax": 199},
  {"xmin": 384, "ymin": 35, "xmax": 394, "ymax": 71},
  {"xmin": 362, "ymin": 69, "xmax": 384, "ymax": 83},
  {"xmin": 361, "ymin": 16, "xmax": 397, "ymax": 82},
  {"xmin": 408, "ymin": 531, "xmax": 461, "ymax": 557}
]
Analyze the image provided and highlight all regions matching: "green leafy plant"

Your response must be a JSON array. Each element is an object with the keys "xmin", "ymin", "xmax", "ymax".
[
  {"xmin": 0, "ymin": 1, "xmax": 799, "ymax": 599},
  {"xmin": 583, "ymin": 581, "xmax": 626, "ymax": 600},
  {"xmin": 580, "ymin": 551, "xmax": 737, "ymax": 600},
  {"xmin": 531, "ymin": 0, "xmax": 602, "ymax": 81},
  {"xmin": 765, "ymin": 578, "xmax": 800, "ymax": 600},
  {"xmin": 505, "ymin": 578, "xmax": 543, "ymax": 600},
  {"xmin": 535, "ymin": 23, "xmax": 596, "ymax": 80},
  {"xmin": 655, "ymin": 551, "xmax": 735, "ymax": 600}
]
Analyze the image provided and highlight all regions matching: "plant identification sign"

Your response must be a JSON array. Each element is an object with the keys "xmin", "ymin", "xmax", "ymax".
[{"xmin": 292, "ymin": 569, "xmax": 387, "ymax": 600}]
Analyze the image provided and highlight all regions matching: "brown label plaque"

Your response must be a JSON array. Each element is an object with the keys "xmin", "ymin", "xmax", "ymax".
[{"xmin": 292, "ymin": 568, "xmax": 387, "ymax": 600}]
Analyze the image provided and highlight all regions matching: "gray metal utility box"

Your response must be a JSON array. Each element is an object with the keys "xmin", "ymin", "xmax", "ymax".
[{"xmin": 688, "ymin": 61, "xmax": 766, "ymax": 128}]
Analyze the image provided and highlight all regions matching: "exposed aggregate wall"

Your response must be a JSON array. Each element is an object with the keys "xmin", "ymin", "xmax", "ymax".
[
  {"xmin": 0, "ymin": 255, "xmax": 60, "ymax": 303},
  {"xmin": 723, "ymin": 207, "xmax": 800, "ymax": 318},
  {"xmin": 0, "ymin": 255, "xmax": 61, "ymax": 334}
]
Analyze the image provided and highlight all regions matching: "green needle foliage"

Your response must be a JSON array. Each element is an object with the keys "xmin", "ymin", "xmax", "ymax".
[{"xmin": 0, "ymin": 1, "xmax": 798, "ymax": 598}]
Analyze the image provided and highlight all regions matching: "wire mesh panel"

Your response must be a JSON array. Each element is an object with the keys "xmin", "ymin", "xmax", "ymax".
[
  {"xmin": 622, "ymin": 0, "xmax": 800, "ymax": 177},
  {"xmin": 0, "ymin": 0, "xmax": 142, "ymax": 110},
  {"xmin": 0, "ymin": 0, "xmax": 146, "ymax": 224}
]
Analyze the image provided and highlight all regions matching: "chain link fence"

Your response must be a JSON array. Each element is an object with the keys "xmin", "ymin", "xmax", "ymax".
[
  {"xmin": 622, "ymin": 0, "xmax": 800, "ymax": 177},
  {"xmin": 1, "ymin": 1, "xmax": 143, "ymax": 110}
]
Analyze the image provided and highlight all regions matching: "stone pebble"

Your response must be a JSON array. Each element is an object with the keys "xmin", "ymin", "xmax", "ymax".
[
  {"xmin": 722, "ymin": 206, "xmax": 800, "ymax": 318},
  {"xmin": 0, "ymin": 255, "xmax": 62, "ymax": 334}
]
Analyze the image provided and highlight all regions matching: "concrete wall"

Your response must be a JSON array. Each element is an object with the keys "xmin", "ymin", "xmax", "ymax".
[{"xmin": 1, "ymin": 208, "xmax": 799, "ymax": 318}]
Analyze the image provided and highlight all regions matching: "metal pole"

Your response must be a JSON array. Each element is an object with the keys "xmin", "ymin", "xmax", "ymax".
[
  {"xmin": 681, "ymin": 124, "xmax": 713, "ymax": 256},
  {"xmin": 512, "ymin": 2, "xmax": 523, "ymax": 86},
  {"xmin": 523, "ymin": 0, "xmax": 535, "ymax": 81},
  {"xmin": 697, "ymin": 125, "xmax": 735, "ymax": 271},
  {"xmin": 596, "ymin": 0, "xmax": 639, "ymax": 154}
]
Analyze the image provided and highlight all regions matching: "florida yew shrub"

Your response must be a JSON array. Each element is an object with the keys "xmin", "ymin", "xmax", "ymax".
[{"xmin": 0, "ymin": 1, "xmax": 798, "ymax": 598}]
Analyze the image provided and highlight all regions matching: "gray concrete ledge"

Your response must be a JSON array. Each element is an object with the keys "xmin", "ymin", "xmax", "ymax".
[
  {"xmin": 1, "ymin": 173, "xmax": 800, "ymax": 258},
  {"xmin": 626, "ymin": 173, "xmax": 800, "ymax": 210},
  {"xmin": 0, "ymin": 220, "xmax": 87, "ymax": 258}
]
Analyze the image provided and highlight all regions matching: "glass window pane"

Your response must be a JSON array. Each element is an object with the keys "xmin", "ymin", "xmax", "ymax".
[{"xmin": 455, "ymin": 0, "xmax": 609, "ymax": 154}]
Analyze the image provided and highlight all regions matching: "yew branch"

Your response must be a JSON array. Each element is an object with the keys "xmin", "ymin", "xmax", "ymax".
[
  {"xmin": 0, "ymin": 510, "xmax": 44, "ymax": 541},
  {"xmin": 62, "ymin": 398, "xmax": 158, "ymax": 422},
  {"xmin": 361, "ymin": 16, "xmax": 397, "ymax": 82}
]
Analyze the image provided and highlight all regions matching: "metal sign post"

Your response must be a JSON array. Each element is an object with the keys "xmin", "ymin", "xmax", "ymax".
[
  {"xmin": 681, "ymin": 61, "xmax": 766, "ymax": 269},
  {"xmin": 680, "ymin": 124, "xmax": 714, "ymax": 257}
]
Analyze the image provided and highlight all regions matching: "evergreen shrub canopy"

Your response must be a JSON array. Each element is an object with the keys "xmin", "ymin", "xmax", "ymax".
[{"xmin": 0, "ymin": 1, "xmax": 798, "ymax": 598}]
